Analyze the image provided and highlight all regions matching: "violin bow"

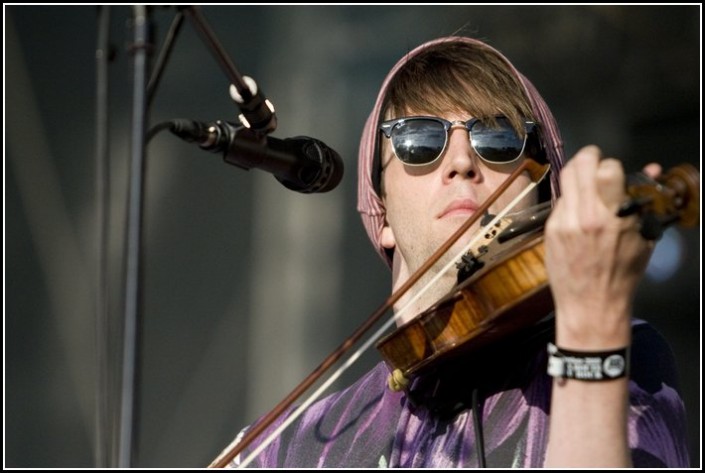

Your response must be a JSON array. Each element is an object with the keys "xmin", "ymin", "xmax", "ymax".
[{"xmin": 210, "ymin": 159, "xmax": 550, "ymax": 468}]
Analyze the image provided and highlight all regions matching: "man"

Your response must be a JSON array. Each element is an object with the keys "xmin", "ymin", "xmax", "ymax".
[{"xmin": 227, "ymin": 36, "xmax": 689, "ymax": 468}]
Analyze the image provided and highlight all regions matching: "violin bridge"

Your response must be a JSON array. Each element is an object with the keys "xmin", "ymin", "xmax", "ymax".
[{"xmin": 455, "ymin": 215, "xmax": 511, "ymax": 283}]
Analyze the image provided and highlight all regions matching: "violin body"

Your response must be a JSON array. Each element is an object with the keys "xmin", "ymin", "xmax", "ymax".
[
  {"xmin": 377, "ymin": 233, "xmax": 553, "ymax": 379},
  {"xmin": 377, "ymin": 162, "xmax": 700, "ymax": 385}
]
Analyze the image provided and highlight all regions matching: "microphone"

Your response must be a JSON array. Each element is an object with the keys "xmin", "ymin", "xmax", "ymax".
[{"xmin": 169, "ymin": 119, "xmax": 344, "ymax": 193}]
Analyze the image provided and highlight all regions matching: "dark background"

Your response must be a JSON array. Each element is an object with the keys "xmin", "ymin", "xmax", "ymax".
[{"xmin": 6, "ymin": 5, "xmax": 700, "ymax": 468}]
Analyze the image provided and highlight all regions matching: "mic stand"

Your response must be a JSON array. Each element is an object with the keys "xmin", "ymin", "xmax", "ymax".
[
  {"xmin": 146, "ymin": 9, "xmax": 185, "ymax": 107},
  {"xmin": 181, "ymin": 7, "xmax": 255, "ymax": 108},
  {"xmin": 118, "ymin": 5, "xmax": 152, "ymax": 468},
  {"xmin": 115, "ymin": 6, "xmax": 277, "ymax": 467},
  {"xmin": 94, "ymin": 5, "xmax": 112, "ymax": 468},
  {"xmin": 181, "ymin": 6, "xmax": 277, "ymax": 135}
]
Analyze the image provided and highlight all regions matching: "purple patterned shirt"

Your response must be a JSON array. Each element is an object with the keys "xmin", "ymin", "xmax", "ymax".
[{"xmin": 230, "ymin": 321, "xmax": 689, "ymax": 468}]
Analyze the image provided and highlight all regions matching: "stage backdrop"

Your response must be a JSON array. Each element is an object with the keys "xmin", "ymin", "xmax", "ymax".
[{"xmin": 6, "ymin": 5, "xmax": 700, "ymax": 467}]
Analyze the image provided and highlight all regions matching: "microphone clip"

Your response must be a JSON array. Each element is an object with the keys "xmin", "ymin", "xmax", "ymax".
[{"xmin": 229, "ymin": 76, "xmax": 277, "ymax": 135}]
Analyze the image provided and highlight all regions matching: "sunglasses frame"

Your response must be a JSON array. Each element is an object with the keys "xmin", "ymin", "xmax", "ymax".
[{"xmin": 379, "ymin": 115, "xmax": 537, "ymax": 167}]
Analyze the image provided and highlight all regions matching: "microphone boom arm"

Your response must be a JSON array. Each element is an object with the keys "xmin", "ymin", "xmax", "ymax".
[{"xmin": 181, "ymin": 6, "xmax": 277, "ymax": 134}]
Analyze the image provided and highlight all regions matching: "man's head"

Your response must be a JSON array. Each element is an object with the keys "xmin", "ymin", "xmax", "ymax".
[
  {"xmin": 358, "ymin": 37, "xmax": 565, "ymax": 276},
  {"xmin": 380, "ymin": 40, "xmax": 535, "ymax": 159}
]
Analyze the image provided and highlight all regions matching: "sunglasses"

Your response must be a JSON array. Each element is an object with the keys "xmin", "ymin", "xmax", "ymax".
[{"xmin": 379, "ymin": 115, "xmax": 537, "ymax": 166}]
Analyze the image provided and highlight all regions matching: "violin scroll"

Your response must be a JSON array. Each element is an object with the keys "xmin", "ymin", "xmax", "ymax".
[{"xmin": 622, "ymin": 163, "xmax": 699, "ymax": 239}]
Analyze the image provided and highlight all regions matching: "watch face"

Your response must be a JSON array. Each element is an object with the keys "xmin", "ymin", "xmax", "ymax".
[{"xmin": 603, "ymin": 354, "xmax": 627, "ymax": 378}]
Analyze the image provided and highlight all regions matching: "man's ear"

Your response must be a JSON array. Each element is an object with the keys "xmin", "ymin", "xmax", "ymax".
[{"xmin": 380, "ymin": 221, "xmax": 396, "ymax": 250}]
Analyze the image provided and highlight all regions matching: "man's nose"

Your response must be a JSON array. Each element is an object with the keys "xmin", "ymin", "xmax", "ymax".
[{"xmin": 442, "ymin": 127, "xmax": 481, "ymax": 183}]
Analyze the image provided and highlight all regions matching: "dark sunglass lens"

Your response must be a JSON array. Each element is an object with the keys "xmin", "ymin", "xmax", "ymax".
[
  {"xmin": 471, "ymin": 117, "xmax": 525, "ymax": 163},
  {"xmin": 392, "ymin": 119, "xmax": 446, "ymax": 165}
]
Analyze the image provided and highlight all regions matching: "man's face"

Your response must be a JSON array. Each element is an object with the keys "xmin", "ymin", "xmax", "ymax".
[{"xmin": 380, "ymin": 111, "xmax": 538, "ymax": 319}]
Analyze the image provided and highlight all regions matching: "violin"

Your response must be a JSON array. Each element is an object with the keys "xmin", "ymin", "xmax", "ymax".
[
  {"xmin": 209, "ymin": 160, "xmax": 699, "ymax": 467},
  {"xmin": 377, "ymin": 162, "xmax": 700, "ymax": 391}
]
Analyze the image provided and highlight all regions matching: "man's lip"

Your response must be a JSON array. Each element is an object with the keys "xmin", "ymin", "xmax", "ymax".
[{"xmin": 437, "ymin": 199, "xmax": 479, "ymax": 219}]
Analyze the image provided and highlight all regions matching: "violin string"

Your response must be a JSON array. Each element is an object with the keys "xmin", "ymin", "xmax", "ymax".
[{"xmin": 237, "ymin": 181, "xmax": 541, "ymax": 468}]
